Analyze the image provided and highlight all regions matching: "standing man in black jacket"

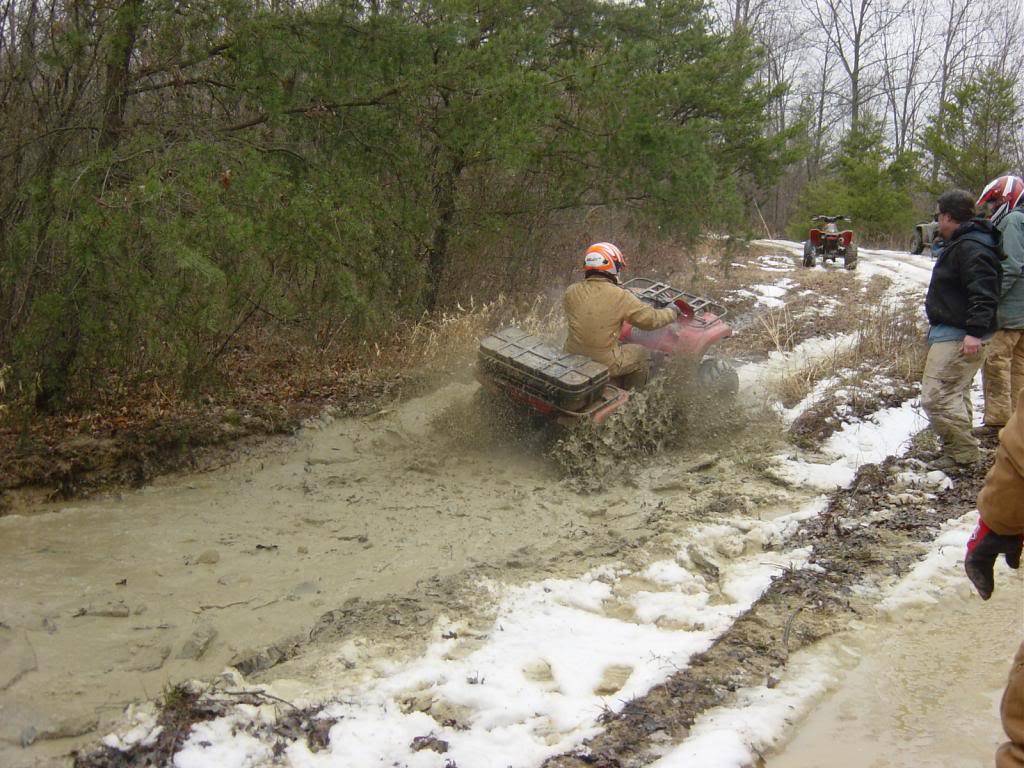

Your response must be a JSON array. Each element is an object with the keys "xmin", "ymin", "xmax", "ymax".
[{"xmin": 922, "ymin": 189, "xmax": 1003, "ymax": 469}]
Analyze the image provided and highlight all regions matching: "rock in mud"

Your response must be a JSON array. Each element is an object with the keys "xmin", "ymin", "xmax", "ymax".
[
  {"xmin": 0, "ymin": 630, "xmax": 37, "ymax": 691},
  {"xmin": 177, "ymin": 626, "xmax": 217, "ymax": 660},
  {"xmin": 196, "ymin": 549, "xmax": 220, "ymax": 565},
  {"xmin": 686, "ymin": 544, "xmax": 720, "ymax": 581},
  {"xmin": 410, "ymin": 735, "xmax": 449, "ymax": 753},
  {"xmin": 126, "ymin": 644, "xmax": 171, "ymax": 673}
]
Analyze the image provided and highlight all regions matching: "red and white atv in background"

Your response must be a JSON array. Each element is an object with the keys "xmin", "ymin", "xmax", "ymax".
[
  {"xmin": 803, "ymin": 215, "xmax": 858, "ymax": 270},
  {"xmin": 476, "ymin": 278, "xmax": 736, "ymax": 426}
]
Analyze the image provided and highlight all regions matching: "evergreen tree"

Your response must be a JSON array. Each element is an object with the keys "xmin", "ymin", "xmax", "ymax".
[
  {"xmin": 788, "ymin": 116, "xmax": 917, "ymax": 241},
  {"xmin": 921, "ymin": 66, "xmax": 1021, "ymax": 194}
]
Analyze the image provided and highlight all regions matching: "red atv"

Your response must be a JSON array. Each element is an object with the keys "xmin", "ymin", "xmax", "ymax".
[
  {"xmin": 803, "ymin": 215, "xmax": 858, "ymax": 270},
  {"xmin": 476, "ymin": 278, "xmax": 735, "ymax": 426}
]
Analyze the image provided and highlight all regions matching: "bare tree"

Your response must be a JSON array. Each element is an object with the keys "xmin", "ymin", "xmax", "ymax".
[
  {"xmin": 877, "ymin": 0, "xmax": 931, "ymax": 153},
  {"xmin": 801, "ymin": 0, "xmax": 911, "ymax": 129},
  {"xmin": 926, "ymin": 0, "xmax": 987, "ymax": 180}
]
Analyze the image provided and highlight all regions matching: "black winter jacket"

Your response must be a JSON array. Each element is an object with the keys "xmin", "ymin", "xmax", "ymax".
[{"xmin": 925, "ymin": 218, "xmax": 1003, "ymax": 338}]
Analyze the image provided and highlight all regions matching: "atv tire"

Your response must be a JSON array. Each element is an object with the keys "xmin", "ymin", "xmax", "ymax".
[
  {"xmin": 911, "ymin": 229, "xmax": 924, "ymax": 255},
  {"xmin": 697, "ymin": 358, "xmax": 739, "ymax": 398},
  {"xmin": 802, "ymin": 241, "xmax": 815, "ymax": 268},
  {"xmin": 844, "ymin": 244, "xmax": 858, "ymax": 271}
]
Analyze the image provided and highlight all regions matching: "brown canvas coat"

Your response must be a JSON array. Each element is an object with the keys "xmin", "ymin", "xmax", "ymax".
[
  {"xmin": 563, "ymin": 276, "xmax": 676, "ymax": 376},
  {"xmin": 977, "ymin": 390, "xmax": 1024, "ymax": 767},
  {"xmin": 978, "ymin": 390, "xmax": 1024, "ymax": 537},
  {"xmin": 1001, "ymin": 643, "xmax": 1024, "ymax": 768}
]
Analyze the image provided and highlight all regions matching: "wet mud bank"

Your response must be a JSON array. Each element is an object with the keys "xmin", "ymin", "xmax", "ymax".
[{"xmin": 0, "ymin": 371, "xmax": 407, "ymax": 512}]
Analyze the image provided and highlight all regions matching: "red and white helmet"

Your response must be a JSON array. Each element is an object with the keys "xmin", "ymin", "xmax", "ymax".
[
  {"xmin": 977, "ymin": 175, "xmax": 1024, "ymax": 223},
  {"xmin": 583, "ymin": 242, "xmax": 626, "ymax": 276}
]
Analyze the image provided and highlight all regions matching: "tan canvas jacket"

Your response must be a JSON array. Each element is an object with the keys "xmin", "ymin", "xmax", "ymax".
[
  {"xmin": 976, "ymin": 393, "xmax": 1024, "ymax": 767},
  {"xmin": 978, "ymin": 390, "xmax": 1024, "ymax": 536},
  {"xmin": 1000, "ymin": 642, "xmax": 1024, "ymax": 768},
  {"xmin": 563, "ymin": 276, "xmax": 676, "ymax": 374}
]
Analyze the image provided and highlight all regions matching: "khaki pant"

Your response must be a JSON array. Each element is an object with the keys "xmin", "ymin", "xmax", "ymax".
[
  {"xmin": 983, "ymin": 329, "xmax": 1024, "ymax": 427},
  {"xmin": 613, "ymin": 343, "xmax": 651, "ymax": 390},
  {"xmin": 999, "ymin": 642, "xmax": 1024, "ymax": 768},
  {"xmin": 921, "ymin": 340, "xmax": 985, "ymax": 463}
]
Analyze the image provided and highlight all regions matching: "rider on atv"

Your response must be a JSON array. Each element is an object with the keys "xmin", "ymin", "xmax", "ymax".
[{"xmin": 564, "ymin": 242, "xmax": 682, "ymax": 390}]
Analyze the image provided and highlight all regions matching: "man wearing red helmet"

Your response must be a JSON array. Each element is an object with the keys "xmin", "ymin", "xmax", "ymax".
[
  {"xmin": 976, "ymin": 175, "xmax": 1024, "ymax": 437},
  {"xmin": 563, "ymin": 242, "xmax": 680, "ymax": 389}
]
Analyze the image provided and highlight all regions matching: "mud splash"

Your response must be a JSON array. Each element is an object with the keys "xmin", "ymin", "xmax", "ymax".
[{"xmin": 552, "ymin": 366, "xmax": 744, "ymax": 493}]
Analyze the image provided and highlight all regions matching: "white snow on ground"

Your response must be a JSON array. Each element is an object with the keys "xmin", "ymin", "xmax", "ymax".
[
  {"xmin": 730, "ymin": 277, "xmax": 796, "ymax": 308},
  {"xmin": 649, "ymin": 653, "xmax": 839, "ymax": 768},
  {"xmin": 773, "ymin": 367, "xmax": 985, "ymax": 491},
  {"xmin": 878, "ymin": 512, "xmax": 976, "ymax": 612},
  {"xmin": 101, "ymin": 705, "xmax": 162, "ymax": 751},
  {"xmin": 777, "ymin": 376, "xmax": 840, "ymax": 426},
  {"xmin": 104, "ymin": 241, "xmax": 963, "ymax": 768},
  {"xmin": 169, "ymin": 521, "xmax": 815, "ymax": 768},
  {"xmin": 755, "ymin": 253, "xmax": 795, "ymax": 273},
  {"xmin": 772, "ymin": 398, "xmax": 926, "ymax": 490},
  {"xmin": 737, "ymin": 333, "xmax": 859, "ymax": 409}
]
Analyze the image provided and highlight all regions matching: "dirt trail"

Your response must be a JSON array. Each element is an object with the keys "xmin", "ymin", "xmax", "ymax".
[
  {"xmin": 769, "ymin": 568, "xmax": 1024, "ymax": 767},
  {"xmin": 0, "ymin": 377, "xmax": 805, "ymax": 768}
]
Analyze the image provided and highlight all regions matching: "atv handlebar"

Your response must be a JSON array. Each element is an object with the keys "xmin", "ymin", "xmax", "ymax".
[{"xmin": 812, "ymin": 215, "xmax": 851, "ymax": 222}]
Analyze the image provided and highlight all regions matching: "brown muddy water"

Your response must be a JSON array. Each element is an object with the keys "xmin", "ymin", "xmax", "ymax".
[
  {"xmin": 769, "ymin": 568, "xmax": 1024, "ymax": 767},
  {"xmin": 0, "ymin": 380, "xmax": 801, "ymax": 767}
]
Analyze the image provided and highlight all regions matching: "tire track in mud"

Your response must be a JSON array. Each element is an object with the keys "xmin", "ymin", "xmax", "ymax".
[
  {"xmin": 543, "ymin": 453, "xmax": 984, "ymax": 768},
  {"xmin": 70, "ymin": 429, "xmax": 980, "ymax": 768}
]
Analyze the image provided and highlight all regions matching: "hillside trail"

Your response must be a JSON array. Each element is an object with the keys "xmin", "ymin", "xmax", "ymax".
[{"xmin": 0, "ymin": 369, "xmax": 806, "ymax": 767}]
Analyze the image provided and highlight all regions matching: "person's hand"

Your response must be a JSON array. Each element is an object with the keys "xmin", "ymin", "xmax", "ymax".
[
  {"xmin": 961, "ymin": 335, "xmax": 982, "ymax": 356},
  {"xmin": 965, "ymin": 518, "xmax": 1024, "ymax": 600}
]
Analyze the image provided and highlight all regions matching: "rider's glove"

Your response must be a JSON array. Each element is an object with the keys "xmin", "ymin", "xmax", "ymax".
[{"xmin": 965, "ymin": 518, "xmax": 1023, "ymax": 600}]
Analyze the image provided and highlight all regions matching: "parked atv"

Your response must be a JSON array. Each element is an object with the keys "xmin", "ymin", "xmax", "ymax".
[
  {"xmin": 911, "ymin": 217, "xmax": 940, "ymax": 256},
  {"xmin": 476, "ymin": 278, "xmax": 735, "ymax": 426},
  {"xmin": 802, "ymin": 215, "xmax": 857, "ymax": 270}
]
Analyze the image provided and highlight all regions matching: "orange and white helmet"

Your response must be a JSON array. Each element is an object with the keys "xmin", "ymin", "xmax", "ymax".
[
  {"xmin": 977, "ymin": 175, "xmax": 1024, "ymax": 223},
  {"xmin": 583, "ymin": 242, "xmax": 626, "ymax": 276}
]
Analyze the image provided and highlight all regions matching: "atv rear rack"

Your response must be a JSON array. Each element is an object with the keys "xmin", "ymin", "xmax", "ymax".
[{"xmin": 621, "ymin": 278, "xmax": 728, "ymax": 322}]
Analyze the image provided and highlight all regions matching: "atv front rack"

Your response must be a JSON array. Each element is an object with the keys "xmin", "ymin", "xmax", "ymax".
[{"xmin": 621, "ymin": 278, "xmax": 728, "ymax": 322}]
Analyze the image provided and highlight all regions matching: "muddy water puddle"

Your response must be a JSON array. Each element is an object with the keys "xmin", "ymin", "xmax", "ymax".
[
  {"xmin": 769, "ymin": 571, "xmax": 1024, "ymax": 767},
  {"xmin": 1, "ymin": 381, "xmax": 798, "ymax": 767}
]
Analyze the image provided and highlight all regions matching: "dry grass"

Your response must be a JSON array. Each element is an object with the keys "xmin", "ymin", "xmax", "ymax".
[
  {"xmin": 756, "ymin": 306, "xmax": 797, "ymax": 353},
  {"xmin": 771, "ymin": 294, "xmax": 924, "ymax": 407},
  {"xmin": 394, "ymin": 293, "xmax": 565, "ymax": 378}
]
